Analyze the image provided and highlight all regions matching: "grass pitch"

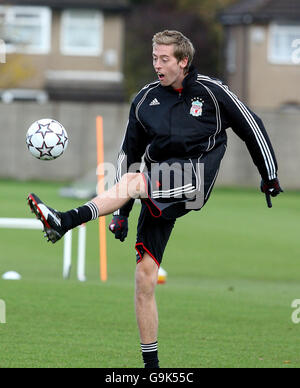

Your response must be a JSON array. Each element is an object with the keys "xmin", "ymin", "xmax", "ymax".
[{"xmin": 0, "ymin": 179, "xmax": 299, "ymax": 368}]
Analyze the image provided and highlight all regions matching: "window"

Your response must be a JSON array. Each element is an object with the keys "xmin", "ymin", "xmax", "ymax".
[
  {"xmin": 61, "ymin": 9, "xmax": 103, "ymax": 56},
  {"xmin": 269, "ymin": 22, "xmax": 300, "ymax": 65},
  {"xmin": 0, "ymin": 6, "xmax": 51, "ymax": 55}
]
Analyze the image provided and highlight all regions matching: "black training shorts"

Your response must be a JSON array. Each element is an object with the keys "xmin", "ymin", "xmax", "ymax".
[
  {"xmin": 135, "ymin": 201, "xmax": 175, "ymax": 267},
  {"xmin": 135, "ymin": 144, "xmax": 227, "ymax": 265}
]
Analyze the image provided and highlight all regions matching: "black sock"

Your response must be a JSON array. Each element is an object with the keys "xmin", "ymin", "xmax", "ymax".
[
  {"xmin": 141, "ymin": 342, "xmax": 159, "ymax": 368},
  {"xmin": 60, "ymin": 202, "xmax": 99, "ymax": 231}
]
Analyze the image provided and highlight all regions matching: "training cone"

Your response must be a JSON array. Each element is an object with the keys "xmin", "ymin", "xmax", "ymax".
[{"xmin": 157, "ymin": 267, "xmax": 167, "ymax": 284}]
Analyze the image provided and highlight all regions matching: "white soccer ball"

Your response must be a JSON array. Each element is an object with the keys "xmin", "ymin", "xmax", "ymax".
[{"xmin": 26, "ymin": 118, "xmax": 69, "ymax": 161}]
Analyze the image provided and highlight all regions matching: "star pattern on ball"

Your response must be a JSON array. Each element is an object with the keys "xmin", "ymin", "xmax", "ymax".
[
  {"xmin": 36, "ymin": 123, "xmax": 53, "ymax": 139},
  {"xmin": 26, "ymin": 134, "xmax": 34, "ymax": 149},
  {"xmin": 56, "ymin": 131, "xmax": 68, "ymax": 148},
  {"xmin": 36, "ymin": 141, "xmax": 55, "ymax": 158}
]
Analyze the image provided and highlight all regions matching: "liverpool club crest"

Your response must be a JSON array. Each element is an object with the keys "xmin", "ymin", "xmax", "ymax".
[{"xmin": 190, "ymin": 98, "xmax": 204, "ymax": 117}]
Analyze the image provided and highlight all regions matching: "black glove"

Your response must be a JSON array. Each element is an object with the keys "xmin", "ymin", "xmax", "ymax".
[
  {"xmin": 260, "ymin": 178, "xmax": 283, "ymax": 208},
  {"xmin": 109, "ymin": 215, "xmax": 128, "ymax": 242}
]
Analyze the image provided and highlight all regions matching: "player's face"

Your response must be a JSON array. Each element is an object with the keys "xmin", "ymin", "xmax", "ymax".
[{"xmin": 153, "ymin": 44, "xmax": 188, "ymax": 90}]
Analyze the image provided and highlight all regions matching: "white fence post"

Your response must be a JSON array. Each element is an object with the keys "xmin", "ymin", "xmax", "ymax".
[
  {"xmin": 0, "ymin": 39, "xmax": 6, "ymax": 64},
  {"xmin": 63, "ymin": 230, "xmax": 72, "ymax": 279},
  {"xmin": 77, "ymin": 224, "xmax": 87, "ymax": 282},
  {"xmin": 0, "ymin": 218, "xmax": 86, "ymax": 281},
  {"xmin": 0, "ymin": 300, "xmax": 6, "ymax": 324}
]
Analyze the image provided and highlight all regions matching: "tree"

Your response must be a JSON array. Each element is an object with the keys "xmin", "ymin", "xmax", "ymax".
[
  {"xmin": 0, "ymin": 24, "xmax": 35, "ymax": 89},
  {"xmin": 177, "ymin": 0, "xmax": 239, "ymax": 75},
  {"xmin": 177, "ymin": 0, "xmax": 238, "ymax": 22},
  {"xmin": 0, "ymin": 54, "xmax": 35, "ymax": 89}
]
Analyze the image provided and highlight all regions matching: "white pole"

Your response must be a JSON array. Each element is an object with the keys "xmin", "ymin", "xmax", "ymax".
[
  {"xmin": 77, "ymin": 224, "xmax": 87, "ymax": 282},
  {"xmin": 63, "ymin": 231, "xmax": 72, "ymax": 279},
  {"xmin": 0, "ymin": 218, "xmax": 42, "ymax": 230},
  {"xmin": 0, "ymin": 218, "xmax": 86, "ymax": 282}
]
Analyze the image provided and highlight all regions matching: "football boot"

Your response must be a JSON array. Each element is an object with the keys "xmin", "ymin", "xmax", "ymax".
[{"xmin": 27, "ymin": 193, "xmax": 66, "ymax": 243}]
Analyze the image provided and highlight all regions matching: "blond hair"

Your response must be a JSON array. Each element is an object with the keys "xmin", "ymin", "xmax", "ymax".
[{"xmin": 152, "ymin": 30, "xmax": 195, "ymax": 73}]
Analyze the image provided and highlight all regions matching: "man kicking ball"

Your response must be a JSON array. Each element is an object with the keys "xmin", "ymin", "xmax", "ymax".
[{"xmin": 27, "ymin": 30, "xmax": 282, "ymax": 368}]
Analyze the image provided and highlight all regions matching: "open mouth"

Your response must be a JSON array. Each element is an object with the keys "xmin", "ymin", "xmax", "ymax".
[{"xmin": 157, "ymin": 73, "xmax": 165, "ymax": 81}]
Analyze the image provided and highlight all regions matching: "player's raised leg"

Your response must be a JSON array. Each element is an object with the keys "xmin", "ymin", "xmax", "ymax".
[
  {"xmin": 27, "ymin": 172, "xmax": 147, "ymax": 243},
  {"xmin": 92, "ymin": 172, "xmax": 146, "ymax": 215}
]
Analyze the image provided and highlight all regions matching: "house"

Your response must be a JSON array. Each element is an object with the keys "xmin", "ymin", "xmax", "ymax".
[
  {"xmin": 219, "ymin": 0, "xmax": 300, "ymax": 109},
  {"xmin": 0, "ymin": 0, "xmax": 130, "ymax": 102}
]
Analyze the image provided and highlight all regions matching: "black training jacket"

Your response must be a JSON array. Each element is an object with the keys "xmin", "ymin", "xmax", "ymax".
[{"xmin": 115, "ymin": 66, "xmax": 278, "ymax": 217}]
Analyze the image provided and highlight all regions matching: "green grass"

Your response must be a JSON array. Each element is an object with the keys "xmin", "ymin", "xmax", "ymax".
[{"xmin": 0, "ymin": 179, "xmax": 299, "ymax": 368}]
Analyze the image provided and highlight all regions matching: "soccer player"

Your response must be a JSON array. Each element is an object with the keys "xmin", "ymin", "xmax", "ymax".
[{"xmin": 27, "ymin": 30, "xmax": 282, "ymax": 368}]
